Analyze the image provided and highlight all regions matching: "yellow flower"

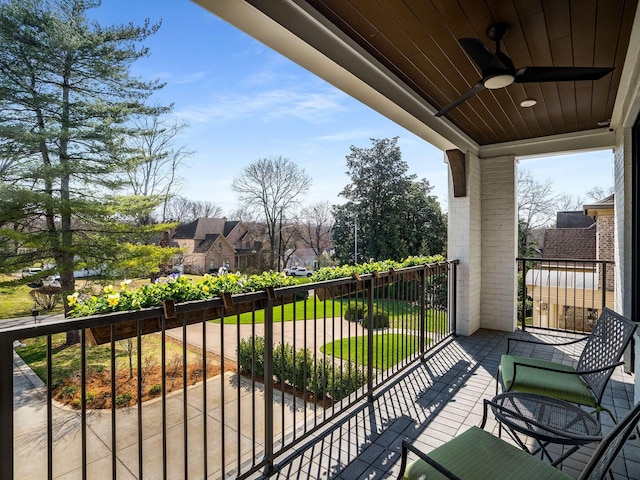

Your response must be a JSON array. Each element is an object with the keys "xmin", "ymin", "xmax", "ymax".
[
  {"xmin": 104, "ymin": 285, "xmax": 114, "ymax": 294},
  {"xmin": 121, "ymin": 279, "xmax": 132, "ymax": 290},
  {"xmin": 202, "ymin": 285, "xmax": 210, "ymax": 293},
  {"xmin": 107, "ymin": 293, "xmax": 120, "ymax": 307},
  {"xmin": 67, "ymin": 291, "xmax": 79, "ymax": 306}
]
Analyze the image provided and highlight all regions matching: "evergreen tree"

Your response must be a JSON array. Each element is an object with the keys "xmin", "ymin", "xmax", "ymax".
[
  {"xmin": 332, "ymin": 138, "xmax": 446, "ymax": 263},
  {"xmin": 0, "ymin": 0, "xmax": 177, "ymax": 322}
]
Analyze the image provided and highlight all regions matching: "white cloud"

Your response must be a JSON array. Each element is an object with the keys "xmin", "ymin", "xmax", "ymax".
[
  {"xmin": 315, "ymin": 128, "xmax": 382, "ymax": 142},
  {"xmin": 175, "ymin": 88, "xmax": 347, "ymax": 124}
]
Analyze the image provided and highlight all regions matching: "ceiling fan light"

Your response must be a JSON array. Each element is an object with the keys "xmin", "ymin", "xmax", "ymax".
[
  {"xmin": 484, "ymin": 74, "xmax": 514, "ymax": 89},
  {"xmin": 520, "ymin": 99, "xmax": 537, "ymax": 107}
]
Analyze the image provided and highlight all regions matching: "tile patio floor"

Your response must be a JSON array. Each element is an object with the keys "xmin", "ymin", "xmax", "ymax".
[{"xmin": 261, "ymin": 329, "xmax": 640, "ymax": 480}]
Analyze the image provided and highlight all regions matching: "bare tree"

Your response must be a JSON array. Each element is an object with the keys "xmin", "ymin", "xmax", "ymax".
[
  {"xmin": 555, "ymin": 194, "xmax": 585, "ymax": 212},
  {"xmin": 125, "ymin": 111, "xmax": 192, "ymax": 223},
  {"xmin": 232, "ymin": 156, "xmax": 312, "ymax": 270},
  {"xmin": 586, "ymin": 186, "xmax": 614, "ymax": 201},
  {"xmin": 298, "ymin": 201, "xmax": 334, "ymax": 256},
  {"xmin": 517, "ymin": 169, "xmax": 563, "ymax": 230},
  {"xmin": 164, "ymin": 197, "xmax": 224, "ymax": 223}
]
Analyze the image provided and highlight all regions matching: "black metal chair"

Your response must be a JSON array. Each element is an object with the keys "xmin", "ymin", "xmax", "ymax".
[
  {"xmin": 398, "ymin": 401, "xmax": 640, "ymax": 480},
  {"xmin": 498, "ymin": 307, "xmax": 636, "ymax": 422}
]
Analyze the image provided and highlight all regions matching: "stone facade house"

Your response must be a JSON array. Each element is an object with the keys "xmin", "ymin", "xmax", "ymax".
[{"xmin": 170, "ymin": 218, "xmax": 261, "ymax": 274}]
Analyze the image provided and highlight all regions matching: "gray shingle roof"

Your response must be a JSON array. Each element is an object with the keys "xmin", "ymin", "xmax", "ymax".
[{"xmin": 542, "ymin": 227, "xmax": 596, "ymax": 259}]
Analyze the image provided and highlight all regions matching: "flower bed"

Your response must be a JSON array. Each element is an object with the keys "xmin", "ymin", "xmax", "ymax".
[{"xmin": 68, "ymin": 271, "xmax": 296, "ymax": 317}]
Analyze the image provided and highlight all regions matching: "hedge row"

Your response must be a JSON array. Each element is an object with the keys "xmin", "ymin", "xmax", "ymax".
[{"xmin": 237, "ymin": 336, "xmax": 366, "ymax": 401}]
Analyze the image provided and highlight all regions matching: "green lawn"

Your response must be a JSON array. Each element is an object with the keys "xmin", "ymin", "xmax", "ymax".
[
  {"xmin": 320, "ymin": 333, "xmax": 421, "ymax": 369},
  {"xmin": 213, "ymin": 296, "xmax": 450, "ymax": 332},
  {"xmin": 215, "ymin": 297, "xmax": 345, "ymax": 324},
  {"xmin": 14, "ymin": 333, "xmax": 201, "ymax": 386},
  {"xmin": 0, "ymin": 279, "xmax": 64, "ymax": 319}
]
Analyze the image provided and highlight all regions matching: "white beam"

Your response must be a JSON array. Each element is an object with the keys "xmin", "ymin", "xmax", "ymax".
[{"xmin": 479, "ymin": 128, "xmax": 616, "ymax": 159}]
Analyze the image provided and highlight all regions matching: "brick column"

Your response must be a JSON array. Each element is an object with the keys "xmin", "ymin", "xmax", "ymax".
[{"xmin": 480, "ymin": 155, "xmax": 517, "ymax": 332}]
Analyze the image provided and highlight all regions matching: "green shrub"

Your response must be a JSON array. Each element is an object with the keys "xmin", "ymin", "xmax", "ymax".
[
  {"xmin": 344, "ymin": 301, "xmax": 367, "ymax": 322},
  {"xmin": 237, "ymin": 336, "xmax": 265, "ymax": 377},
  {"xmin": 293, "ymin": 348, "xmax": 314, "ymax": 389},
  {"xmin": 237, "ymin": 336, "xmax": 366, "ymax": 402},
  {"xmin": 364, "ymin": 309, "xmax": 389, "ymax": 329},
  {"xmin": 85, "ymin": 391, "xmax": 95, "ymax": 404},
  {"xmin": 149, "ymin": 384, "xmax": 162, "ymax": 395},
  {"xmin": 115, "ymin": 393, "xmax": 132, "ymax": 407},
  {"xmin": 307, "ymin": 358, "xmax": 329, "ymax": 397},
  {"xmin": 326, "ymin": 361, "xmax": 366, "ymax": 401},
  {"xmin": 59, "ymin": 385, "xmax": 77, "ymax": 398},
  {"xmin": 273, "ymin": 342, "xmax": 295, "ymax": 384}
]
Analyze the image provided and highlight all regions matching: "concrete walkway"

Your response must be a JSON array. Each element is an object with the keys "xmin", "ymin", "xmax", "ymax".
[
  {"xmin": 165, "ymin": 317, "xmax": 367, "ymax": 363},
  {"xmin": 12, "ymin": 349, "xmax": 323, "ymax": 479},
  {"xmin": 11, "ymin": 316, "xmax": 346, "ymax": 479}
]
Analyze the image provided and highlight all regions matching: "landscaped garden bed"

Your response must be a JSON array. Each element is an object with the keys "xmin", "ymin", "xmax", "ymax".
[{"xmin": 15, "ymin": 333, "xmax": 234, "ymax": 409}]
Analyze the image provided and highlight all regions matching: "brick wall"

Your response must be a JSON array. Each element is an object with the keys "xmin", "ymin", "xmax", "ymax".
[
  {"xmin": 447, "ymin": 152, "xmax": 482, "ymax": 335},
  {"xmin": 597, "ymin": 215, "xmax": 615, "ymax": 292},
  {"xmin": 480, "ymin": 156, "xmax": 517, "ymax": 331}
]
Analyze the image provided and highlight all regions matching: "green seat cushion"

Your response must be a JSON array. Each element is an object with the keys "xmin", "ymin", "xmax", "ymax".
[
  {"xmin": 500, "ymin": 355, "xmax": 596, "ymax": 407},
  {"xmin": 403, "ymin": 426, "xmax": 572, "ymax": 480}
]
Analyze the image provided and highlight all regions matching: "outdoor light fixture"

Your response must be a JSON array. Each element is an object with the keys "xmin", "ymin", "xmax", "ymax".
[
  {"xmin": 484, "ymin": 74, "xmax": 514, "ymax": 89},
  {"xmin": 520, "ymin": 98, "xmax": 537, "ymax": 107}
]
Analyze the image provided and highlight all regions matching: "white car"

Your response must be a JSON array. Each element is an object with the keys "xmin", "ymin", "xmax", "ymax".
[{"xmin": 289, "ymin": 267, "xmax": 313, "ymax": 277}]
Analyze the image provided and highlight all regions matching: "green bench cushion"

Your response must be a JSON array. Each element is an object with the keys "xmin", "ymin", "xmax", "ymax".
[
  {"xmin": 403, "ymin": 426, "xmax": 572, "ymax": 480},
  {"xmin": 500, "ymin": 354, "xmax": 596, "ymax": 407}
]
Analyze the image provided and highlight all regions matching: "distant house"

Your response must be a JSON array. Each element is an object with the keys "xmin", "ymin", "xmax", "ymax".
[
  {"xmin": 525, "ymin": 196, "xmax": 614, "ymax": 330},
  {"xmin": 169, "ymin": 218, "xmax": 261, "ymax": 274},
  {"xmin": 284, "ymin": 247, "xmax": 319, "ymax": 270}
]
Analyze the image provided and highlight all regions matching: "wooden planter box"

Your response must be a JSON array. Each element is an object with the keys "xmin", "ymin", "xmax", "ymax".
[{"xmin": 86, "ymin": 291, "xmax": 295, "ymax": 346}]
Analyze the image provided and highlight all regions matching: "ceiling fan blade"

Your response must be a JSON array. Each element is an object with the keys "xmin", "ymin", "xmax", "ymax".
[
  {"xmin": 435, "ymin": 81, "xmax": 485, "ymax": 117},
  {"xmin": 514, "ymin": 66, "xmax": 614, "ymax": 83},
  {"xmin": 459, "ymin": 38, "xmax": 507, "ymax": 74}
]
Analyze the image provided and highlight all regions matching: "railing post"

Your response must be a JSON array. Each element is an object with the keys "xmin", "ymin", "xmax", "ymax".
[
  {"xmin": 520, "ymin": 259, "xmax": 527, "ymax": 332},
  {"xmin": 419, "ymin": 267, "xmax": 426, "ymax": 354},
  {"xmin": 0, "ymin": 334, "xmax": 14, "ymax": 479},
  {"xmin": 601, "ymin": 262, "xmax": 608, "ymax": 310},
  {"xmin": 450, "ymin": 262, "xmax": 457, "ymax": 336},
  {"xmin": 367, "ymin": 276, "xmax": 374, "ymax": 402},
  {"xmin": 263, "ymin": 288, "xmax": 275, "ymax": 474}
]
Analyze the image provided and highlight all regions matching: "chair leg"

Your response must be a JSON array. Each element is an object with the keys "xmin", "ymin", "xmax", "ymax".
[{"xmin": 398, "ymin": 441, "xmax": 409, "ymax": 480}]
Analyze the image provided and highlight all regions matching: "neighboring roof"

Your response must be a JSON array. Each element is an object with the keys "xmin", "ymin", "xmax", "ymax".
[
  {"xmin": 193, "ymin": 233, "xmax": 221, "ymax": 254},
  {"xmin": 543, "ymin": 228, "xmax": 596, "ymax": 259},
  {"xmin": 172, "ymin": 218, "xmax": 230, "ymax": 240},
  {"xmin": 556, "ymin": 211, "xmax": 596, "ymax": 229},
  {"xmin": 584, "ymin": 194, "xmax": 615, "ymax": 216},
  {"xmin": 223, "ymin": 220, "xmax": 240, "ymax": 237}
]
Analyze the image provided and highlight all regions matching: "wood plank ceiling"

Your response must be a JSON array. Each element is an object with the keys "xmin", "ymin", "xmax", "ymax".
[{"xmin": 304, "ymin": 0, "xmax": 637, "ymax": 146}]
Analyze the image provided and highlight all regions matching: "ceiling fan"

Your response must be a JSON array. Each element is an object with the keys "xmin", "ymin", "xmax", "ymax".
[{"xmin": 435, "ymin": 23, "xmax": 614, "ymax": 117}]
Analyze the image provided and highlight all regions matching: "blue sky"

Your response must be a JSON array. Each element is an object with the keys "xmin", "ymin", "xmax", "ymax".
[{"xmin": 89, "ymin": 1, "xmax": 614, "ymax": 214}]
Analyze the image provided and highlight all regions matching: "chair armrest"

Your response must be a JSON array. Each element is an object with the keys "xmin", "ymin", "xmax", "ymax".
[
  {"xmin": 511, "ymin": 360, "xmax": 623, "ymax": 381},
  {"xmin": 506, "ymin": 334, "xmax": 587, "ymax": 354},
  {"xmin": 399, "ymin": 440, "xmax": 464, "ymax": 480}
]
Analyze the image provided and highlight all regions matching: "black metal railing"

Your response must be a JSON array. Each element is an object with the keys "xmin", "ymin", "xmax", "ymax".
[
  {"xmin": 517, "ymin": 257, "xmax": 614, "ymax": 333},
  {"xmin": 0, "ymin": 261, "xmax": 457, "ymax": 479}
]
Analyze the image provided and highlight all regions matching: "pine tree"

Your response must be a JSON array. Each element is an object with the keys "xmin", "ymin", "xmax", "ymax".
[{"xmin": 0, "ymin": 0, "xmax": 177, "ymax": 328}]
